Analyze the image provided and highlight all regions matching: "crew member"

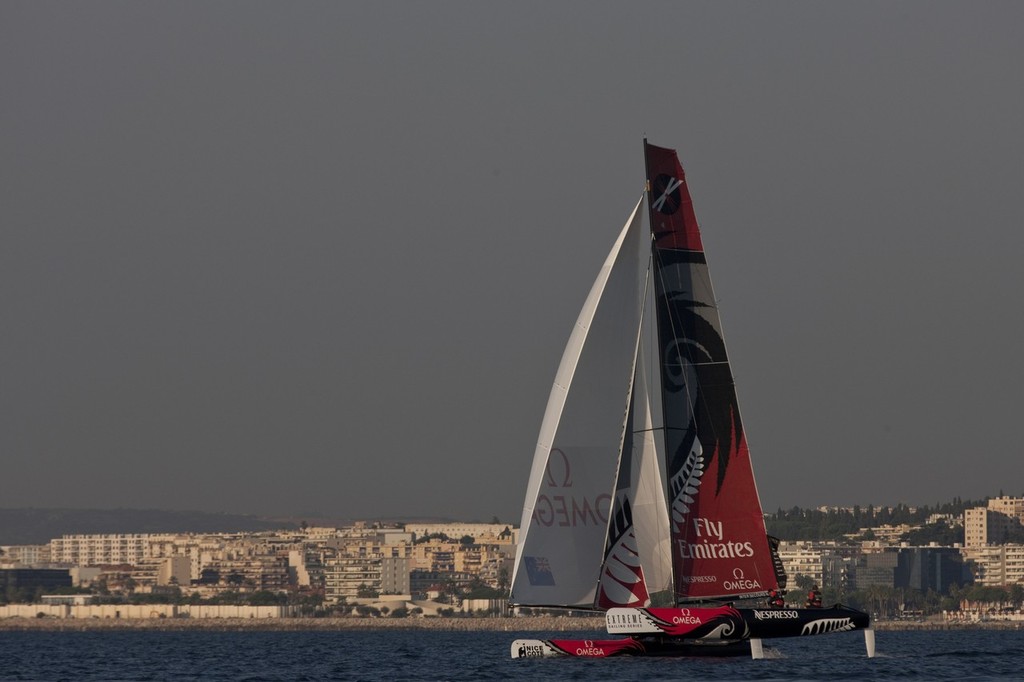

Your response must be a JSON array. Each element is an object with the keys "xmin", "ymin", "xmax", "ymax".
[{"xmin": 805, "ymin": 584, "xmax": 822, "ymax": 608}]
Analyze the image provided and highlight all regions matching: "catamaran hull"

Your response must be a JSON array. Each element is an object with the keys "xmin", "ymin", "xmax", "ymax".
[
  {"xmin": 510, "ymin": 637, "xmax": 751, "ymax": 658},
  {"xmin": 605, "ymin": 605, "xmax": 870, "ymax": 639},
  {"xmin": 511, "ymin": 605, "xmax": 871, "ymax": 659}
]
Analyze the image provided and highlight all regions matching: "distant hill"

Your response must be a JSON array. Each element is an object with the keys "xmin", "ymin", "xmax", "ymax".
[{"xmin": 0, "ymin": 508, "xmax": 299, "ymax": 545}]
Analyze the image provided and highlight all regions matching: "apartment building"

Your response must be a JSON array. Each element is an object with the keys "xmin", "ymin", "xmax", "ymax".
[
  {"xmin": 988, "ymin": 496, "xmax": 1024, "ymax": 520},
  {"xmin": 964, "ymin": 496, "xmax": 1024, "ymax": 547},
  {"xmin": 776, "ymin": 541, "xmax": 853, "ymax": 590},
  {"xmin": 379, "ymin": 556, "xmax": 411, "ymax": 595},
  {"xmin": 49, "ymin": 534, "xmax": 157, "ymax": 566},
  {"xmin": 961, "ymin": 544, "xmax": 1024, "ymax": 587},
  {"xmin": 130, "ymin": 556, "xmax": 191, "ymax": 588},
  {"xmin": 0, "ymin": 544, "xmax": 50, "ymax": 566},
  {"xmin": 404, "ymin": 523, "xmax": 516, "ymax": 544}
]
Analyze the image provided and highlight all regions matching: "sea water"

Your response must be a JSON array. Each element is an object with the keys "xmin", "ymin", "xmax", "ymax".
[{"xmin": 0, "ymin": 628, "xmax": 1021, "ymax": 680}]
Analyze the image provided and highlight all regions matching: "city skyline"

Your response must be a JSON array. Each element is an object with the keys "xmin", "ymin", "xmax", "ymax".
[
  {"xmin": 3, "ymin": 3, "xmax": 1023, "ymax": 521},
  {"xmin": 3, "ymin": 497, "xmax": 1023, "ymax": 629},
  {"xmin": 3, "ymin": 488, "xmax": 1020, "ymax": 540}
]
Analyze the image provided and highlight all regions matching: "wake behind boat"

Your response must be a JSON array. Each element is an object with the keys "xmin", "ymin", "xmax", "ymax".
[{"xmin": 508, "ymin": 140, "xmax": 873, "ymax": 659}]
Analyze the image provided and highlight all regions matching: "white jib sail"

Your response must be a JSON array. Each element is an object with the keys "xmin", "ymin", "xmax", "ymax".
[
  {"xmin": 627, "ymin": 287, "xmax": 674, "ymax": 602},
  {"xmin": 510, "ymin": 198, "xmax": 646, "ymax": 608}
]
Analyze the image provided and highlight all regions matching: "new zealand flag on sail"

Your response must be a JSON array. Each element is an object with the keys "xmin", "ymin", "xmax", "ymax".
[{"xmin": 524, "ymin": 556, "xmax": 556, "ymax": 586}]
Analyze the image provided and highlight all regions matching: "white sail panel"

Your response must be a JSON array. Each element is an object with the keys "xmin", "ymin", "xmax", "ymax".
[
  {"xmin": 628, "ymin": 316, "xmax": 674, "ymax": 603},
  {"xmin": 510, "ymin": 198, "xmax": 646, "ymax": 608}
]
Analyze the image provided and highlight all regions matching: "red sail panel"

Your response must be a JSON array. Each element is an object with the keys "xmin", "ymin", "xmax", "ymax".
[
  {"xmin": 644, "ymin": 140, "xmax": 778, "ymax": 601},
  {"xmin": 644, "ymin": 142, "xmax": 703, "ymax": 252}
]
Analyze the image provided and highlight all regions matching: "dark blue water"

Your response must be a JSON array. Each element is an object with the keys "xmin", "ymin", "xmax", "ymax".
[{"xmin": 0, "ymin": 628, "xmax": 1021, "ymax": 680}]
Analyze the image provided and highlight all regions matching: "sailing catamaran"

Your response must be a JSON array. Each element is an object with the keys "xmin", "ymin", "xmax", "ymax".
[{"xmin": 508, "ymin": 141, "xmax": 874, "ymax": 659}]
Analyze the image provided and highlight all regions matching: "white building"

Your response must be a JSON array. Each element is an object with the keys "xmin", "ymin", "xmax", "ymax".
[
  {"xmin": 962, "ymin": 544, "xmax": 1024, "ymax": 587},
  {"xmin": 404, "ymin": 523, "xmax": 516, "ymax": 544},
  {"xmin": 964, "ymin": 497, "xmax": 1024, "ymax": 547},
  {"xmin": 0, "ymin": 544, "xmax": 51, "ymax": 566},
  {"xmin": 49, "ymin": 534, "xmax": 158, "ymax": 566},
  {"xmin": 777, "ymin": 541, "xmax": 852, "ymax": 589}
]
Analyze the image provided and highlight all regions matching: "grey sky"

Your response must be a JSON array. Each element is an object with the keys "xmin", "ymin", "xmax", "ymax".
[{"xmin": 3, "ymin": 2, "xmax": 1022, "ymax": 522}]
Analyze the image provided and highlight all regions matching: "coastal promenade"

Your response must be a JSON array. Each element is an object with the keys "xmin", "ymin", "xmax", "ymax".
[
  {"xmin": 0, "ymin": 615, "xmax": 1019, "ymax": 632},
  {"xmin": 0, "ymin": 615, "xmax": 600, "ymax": 632}
]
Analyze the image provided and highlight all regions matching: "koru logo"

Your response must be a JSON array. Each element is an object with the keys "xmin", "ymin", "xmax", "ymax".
[
  {"xmin": 663, "ymin": 340, "xmax": 693, "ymax": 388},
  {"xmin": 651, "ymin": 174, "xmax": 683, "ymax": 215}
]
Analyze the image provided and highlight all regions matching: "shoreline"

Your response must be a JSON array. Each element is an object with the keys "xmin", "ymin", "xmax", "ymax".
[{"xmin": 0, "ymin": 615, "xmax": 1020, "ymax": 632}]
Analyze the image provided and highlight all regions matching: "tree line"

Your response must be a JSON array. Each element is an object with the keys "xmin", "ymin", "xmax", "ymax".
[{"xmin": 764, "ymin": 497, "xmax": 989, "ymax": 542}]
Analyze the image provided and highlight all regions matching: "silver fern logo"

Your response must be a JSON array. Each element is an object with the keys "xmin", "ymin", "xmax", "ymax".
[
  {"xmin": 669, "ymin": 443, "xmax": 704, "ymax": 532},
  {"xmin": 597, "ymin": 528, "xmax": 649, "ymax": 607},
  {"xmin": 801, "ymin": 618, "xmax": 856, "ymax": 635}
]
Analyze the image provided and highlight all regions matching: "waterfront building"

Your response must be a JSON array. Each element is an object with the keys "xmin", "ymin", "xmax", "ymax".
[{"xmin": 962, "ymin": 544, "xmax": 1024, "ymax": 587}]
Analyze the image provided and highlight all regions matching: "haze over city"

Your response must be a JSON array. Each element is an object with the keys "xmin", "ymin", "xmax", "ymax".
[{"xmin": 3, "ymin": 2, "xmax": 1022, "ymax": 523}]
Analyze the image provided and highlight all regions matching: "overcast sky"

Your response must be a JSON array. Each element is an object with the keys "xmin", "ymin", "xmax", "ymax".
[{"xmin": 3, "ymin": 2, "xmax": 1022, "ymax": 522}]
